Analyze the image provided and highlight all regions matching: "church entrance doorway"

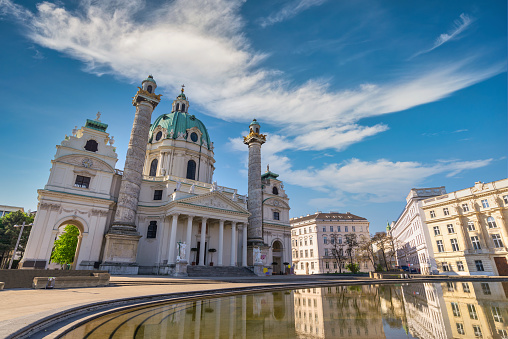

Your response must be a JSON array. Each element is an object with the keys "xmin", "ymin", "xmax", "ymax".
[
  {"xmin": 272, "ymin": 240, "xmax": 283, "ymax": 274},
  {"xmin": 49, "ymin": 221, "xmax": 83, "ymax": 270},
  {"xmin": 197, "ymin": 241, "xmax": 207, "ymax": 265}
]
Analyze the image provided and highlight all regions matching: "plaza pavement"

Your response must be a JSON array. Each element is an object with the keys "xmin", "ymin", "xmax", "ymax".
[{"xmin": 2, "ymin": 274, "xmax": 508, "ymax": 338}]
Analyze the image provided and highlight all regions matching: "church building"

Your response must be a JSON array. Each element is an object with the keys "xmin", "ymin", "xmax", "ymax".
[{"xmin": 21, "ymin": 76, "xmax": 291, "ymax": 275}]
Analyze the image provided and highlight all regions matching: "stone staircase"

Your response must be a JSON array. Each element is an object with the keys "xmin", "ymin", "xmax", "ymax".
[{"xmin": 187, "ymin": 265, "xmax": 256, "ymax": 277}]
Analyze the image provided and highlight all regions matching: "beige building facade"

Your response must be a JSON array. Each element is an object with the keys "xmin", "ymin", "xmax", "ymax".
[
  {"xmin": 290, "ymin": 212, "xmax": 372, "ymax": 275},
  {"xmin": 422, "ymin": 179, "xmax": 508, "ymax": 276}
]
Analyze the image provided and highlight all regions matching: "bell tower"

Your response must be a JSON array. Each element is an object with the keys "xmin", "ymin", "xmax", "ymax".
[{"xmin": 101, "ymin": 75, "xmax": 162, "ymax": 274}]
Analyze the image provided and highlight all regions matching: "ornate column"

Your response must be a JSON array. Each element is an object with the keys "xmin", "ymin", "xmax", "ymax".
[
  {"xmin": 185, "ymin": 215, "xmax": 194, "ymax": 263},
  {"xmin": 101, "ymin": 76, "xmax": 161, "ymax": 275},
  {"xmin": 242, "ymin": 223, "xmax": 247, "ymax": 267},
  {"xmin": 230, "ymin": 222, "xmax": 237, "ymax": 266},
  {"xmin": 168, "ymin": 213, "xmax": 179, "ymax": 264},
  {"xmin": 199, "ymin": 218, "xmax": 207, "ymax": 266},
  {"xmin": 218, "ymin": 219, "xmax": 224, "ymax": 266}
]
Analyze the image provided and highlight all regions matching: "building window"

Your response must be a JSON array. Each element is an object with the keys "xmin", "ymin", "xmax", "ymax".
[
  {"xmin": 322, "ymin": 227, "xmax": 326, "ymax": 232},
  {"xmin": 468, "ymin": 304, "xmax": 478, "ymax": 320},
  {"xmin": 147, "ymin": 221, "xmax": 157, "ymax": 238},
  {"xmin": 300, "ymin": 250, "xmax": 303, "ymax": 257},
  {"xmin": 272, "ymin": 186, "xmax": 278, "ymax": 195},
  {"xmin": 451, "ymin": 302, "xmax": 461, "ymax": 317},
  {"xmin": 325, "ymin": 261, "xmax": 329, "ymax": 269},
  {"xmin": 447, "ymin": 224, "xmax": 455, "ymax": 233},
  {"xmin": 443, "ymin": 208, "xmax": 450, "ymax": 216},
  {"xmin": 84, "ymin": 139, "xmax": 98, "ymax": 152},
  {"xmin": 434, "ymin": 226, "xmax": 440, "ymax": 235},
  {"xmin": 300, "ymin": 238, "xmax": 303, "ymax": 246},
  {"xmin": 305, "ymin": 250, "xmax": 308, "ymax": 258},
  {"xmin": 481, "ymin": 283, "xmax": 491, "ymax": 295},
  {"xmin": 482, "ymin": 199, "xmax": 489, "ymax": 208},
  {"xmin": 456, "ymin": 323, "xmax": 465, "ymax": 335},
  {"xmin": 475, "ymin": 260, "xmax": 485, "ymax": 271},
  {"xmin": 451, "ymin": 239, "xmax": 460, "ymax": 251},
  {"xmin": 273, "ymin": 212, "xmax": 280, "ymax": 220},
  {"xmin": 471, "ymin": 236, "xmax": 481, "ymax": 250},
  {"xmin": 74, "ymin": 175, "xmax": 91, "ymax": 188},
  {"xmin": 492, "ymin": 234, "xmax": 504, "ymax": 248},
  {"xmin": 437, "ymin": 240, "xmax": 444, "ymax": 252},
  {"xmin": 333, "ymin": 262, "xmax": 337, "ymax": 269},
  {"xmin": 504, "ymin": 195, "xmax": 508, "ymax": 205},
  {"xmin": 462, "ymin": 203, "xmax": 469, "ymax": 212},
  {"xmin": 430, "ymin": 210, "xmax": 436, "ymax": 218},
  {"xmin": 345, "ymin": 226, "xmax": 348, "ymax": 232},
  {"xmin": 330, "ymin": 226, "xmax": 333, "ymax": 232},
  {"xmin": 324, "ymin": 249, "xmax": 328, "ymax": 256},
  {"xmin": 338, "ymin": 237, "xmax": 342, "ymax": 244},
  {"xmin": 331, "ymin": 237, "xmax": 335, "ymax": 245},
  {"xmin": 186, "ymin": 160, "xmax": 196, "ymax": 180},
  {"xmin": 442, "ymin": 262, "xmax": 450, "ymax": 271},
  {"xmin": 462, "ymin": 282, "xmax": 470, "ymax": 293},
  {"xmin": 352, "ymin": 226, "xmax": 356, "ymax": 232},
  {"xmin": 457, "ymin": 261, "xmax": 465, "ymax": 271},
  {"xmin": 492, "ymin": 306, "xmax": 504, "ymax": 323},
  {"xmin": 323, "ymin": 236, "xmax": 327, "ymax": 244},
  {"xmin": 155, "ymin": 131, "xmax": 162, "ymax": 141},
  {"xmin": 301, "ymin": 263, "xmax": 304, "ymax": 270},
  {"xmin": 487, "ymin": 216, "xmax": 497, "ymax": 228},
  {"xmin": 149, "ymin": 159, "xmax": 158, "ymax": 176},
  {"xmin": 499, "ymin": 329, "xmax": 508, "ymax": 338},
  {"xmin": 153, "ymin": 190, "xmax": 163, "ymax": 200},
  {"xmin": 472, "ymin": 325, "xmax": 482, "ymax": 337},
  {"xmin": 305, "ymin": 239, "xmax": 308, "ymax": 246},
  {"xmin": 189, "ymin": 132, "xmax": 198, "ymax": 142},
  {"xmin": 467, "ymin": 222, "xmax": 476, "ymax": 231},
  {"xmin": 310, "ymin": 262, "xmax": 314, "ymax": 270},
  {"xmin": 310, "ymin": 249, "xmax": 314, "ymax": 257},
  {"xmin": 309, "ymin": 237, "xmax": 313, "ymax": 245},
  {"xmin": 337, "ymin": 226, "xmax": 341, "ymax": 232}
]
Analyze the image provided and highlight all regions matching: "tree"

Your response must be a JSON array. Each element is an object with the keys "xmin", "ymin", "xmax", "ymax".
[
  {"xmin": 345, "ymin": 233, "xmax": 359, "ymax": 266},
  {"xmin": 0, "ymin": 210, "xmax": 34, "ymax": 269},
  {"xmin": 372, "ymin": 232, "xmax": 397, "ymax": 271},
  {"xmin": 50, "ymin": 225, "xmax": 80, "ymax": 268},
  {"xmin": 359, "ymin": 236, "xmax": 377, "ymax": 271},
  {"xmin": 330, "ymin": 234, "xmax": 346, "ymax": 273}
]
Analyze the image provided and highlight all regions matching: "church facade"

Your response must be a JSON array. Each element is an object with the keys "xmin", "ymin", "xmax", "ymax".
[{"xmin": 21, "ymin": 76, "xmax": 291, "ymax": 275}]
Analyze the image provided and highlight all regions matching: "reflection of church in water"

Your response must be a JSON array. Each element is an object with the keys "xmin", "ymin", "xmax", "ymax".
[{"xmin": 21, "ymin": 76, "xmax": 291, "ymax": 275}]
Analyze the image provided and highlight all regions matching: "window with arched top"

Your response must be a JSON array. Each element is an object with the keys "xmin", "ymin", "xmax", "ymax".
[
  {"xmin": 272, "ymin": 186, "xmax": 278, "ymax": 195},
  {"xmin": 149, "ymin": 159, "xmax": 158, "ymax": 177},
  {"xmin": 182, "ymin": 104, "xmax": 186, "ymax": 111},
  {"xmin": 176, "ymin": 103, "xmax": 180, "ymax": 111},
  {"xmin": 84, "ymin": 139, "xmax": 98, "ymax": 152},
  {"xmin": 147, "ymin": 221, "xmax": 157, "ymax": 238},
  {"xmin": 147, "ymin": 85, "xmax": 152, "ymax": 93},
  {"xmin": 487, "ymin": 216, "xmax": 497, "ymax": 228},
  {"xmin": 186, "ymin": 160, "xmax": 196, "ymax": 180}
]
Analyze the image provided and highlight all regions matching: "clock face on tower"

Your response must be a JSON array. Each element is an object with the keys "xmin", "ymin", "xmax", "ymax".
[{"xmin": 82, "ymin": 158, "xmax": 93, "ymax": 168}]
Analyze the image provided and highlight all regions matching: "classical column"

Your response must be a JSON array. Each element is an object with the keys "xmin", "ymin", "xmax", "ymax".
[
  {"xmin": 242, "ymin": 223, "xmax": 247, "ymax": 267},
  {"xmin": 218, "ymin": 219, "xmax": 224, "ymax": 266},
  {"xmin": 168, "ymin": 214, "xmax": 179, "ymax": 264},
  {"xmin": 199, "ymin": 218, "xmax": 207, "ymax": 266},
  {"xmin": 186, "ymin": 215, "xmax": 194, "ymax": 263},
  {"xmin": 230, "ymin": 222, "xmax": 237, "ymax": 266},
  {"xmin": 243, "ymin": 120, "xmax": 266, "ymax": 245}
]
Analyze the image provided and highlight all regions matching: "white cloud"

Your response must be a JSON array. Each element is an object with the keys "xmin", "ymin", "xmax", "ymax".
[
  {"xmin": 412, "ymin": 13, "xmax": 474, "ymax": 58},
  {"xmin": 258, "ymin": 0, "xmax": 328, "ymax": 28},
  {"xmin": 1, "ymin": 1, "xmax": 503, "ymax": 155}
]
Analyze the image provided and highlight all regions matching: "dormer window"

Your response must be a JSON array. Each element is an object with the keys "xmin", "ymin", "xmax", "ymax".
[
  {"xmin": 155, "ymin": 131, "xmax": 162, "ymax": 141},
  {"xmin": 84, "ymin": 139, "xmax": 98, "ymax": 152},
  {"xmin": 272, "ymin": 186, "xmax": 279, "ymax": 195},
  {"xmin": 147, "ymin": 85, "xmax": 153, "ymax": 93}
]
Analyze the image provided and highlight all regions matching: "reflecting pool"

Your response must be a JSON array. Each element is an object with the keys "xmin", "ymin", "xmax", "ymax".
[{"xmin": 63, "ymin": 281, "xmax": 508, "ymax": 338}]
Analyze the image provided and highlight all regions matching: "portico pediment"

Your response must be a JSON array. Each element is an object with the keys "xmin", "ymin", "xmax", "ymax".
[{"xmin": 176, "ymin": 191, "xmax": 250, "ymax": 215}]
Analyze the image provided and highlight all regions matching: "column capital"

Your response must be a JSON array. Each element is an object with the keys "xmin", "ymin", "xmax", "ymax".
[
  {"xmin": 201, "ymin": 217, "xmax": 208, "ymax": 222},
  {"xmin": 187, "ymin": 214, "xmax": 195, "ymax": 220}
]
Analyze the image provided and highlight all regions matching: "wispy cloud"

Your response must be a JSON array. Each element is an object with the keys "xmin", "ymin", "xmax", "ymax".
[
  {"xmin": 412, "ymin": 13, "xmax": 474, "ymax": 58},
  {"xmin": 0, "ymin": 1, "xmax": 502, "ymax": 155},
  {"xmin": 258, "ymin": 0, "xmax": 327, "ymax": 28}
]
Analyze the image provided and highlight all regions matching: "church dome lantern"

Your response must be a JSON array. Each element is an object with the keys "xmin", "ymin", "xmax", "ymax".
[
  {"xmin": 172, "ymin": 85, "xmax": 189, "ymax": 113},
  {"xmin": 249, "ymin": 119, "xmax": 260, "ymax": 134}
]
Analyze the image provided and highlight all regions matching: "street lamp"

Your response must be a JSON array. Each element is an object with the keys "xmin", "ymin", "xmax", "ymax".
[{"xmin": 8, "ymin": 221, "xmax": 33, "ymax": 269}]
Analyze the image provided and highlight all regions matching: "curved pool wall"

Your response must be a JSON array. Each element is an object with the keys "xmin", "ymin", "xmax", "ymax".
[{"xmin": 60, "ymin": 281, "xmax": 508, "ymax": 339}]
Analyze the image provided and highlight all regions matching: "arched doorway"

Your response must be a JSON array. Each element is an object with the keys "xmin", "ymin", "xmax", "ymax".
[
  {"xmin": 49, "ymin": 219, "xmax": 84, "ymax": 270},
  {"xmin": 272, "ymin": 240, "xmax": 283, "ymax": 275}
]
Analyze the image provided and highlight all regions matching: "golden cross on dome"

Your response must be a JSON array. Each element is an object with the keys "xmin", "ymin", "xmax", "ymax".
[{"xmin": 181, "ymin": 84, "xmax": 185, "ymax": 93}]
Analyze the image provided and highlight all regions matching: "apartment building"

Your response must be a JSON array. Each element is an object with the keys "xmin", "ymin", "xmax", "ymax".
[{"xmin": 422, "ymin": 179, "xmax": 508, "ymax": 276}]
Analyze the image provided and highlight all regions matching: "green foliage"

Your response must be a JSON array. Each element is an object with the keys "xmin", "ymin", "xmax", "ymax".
[
  {"xmin": 376, "ymin": 263, "xmax": 385, "ymax": 272},
  {"xmin": 50, "ymin": 225, "xmax": 80, "ymax": 267},
  {"xmin": 346, "ymin": 262, "xmax": 360, "ymax": 274},
  {"xmin": 0, "ymin": 211, "xmax": 34, "ymax": 268}
]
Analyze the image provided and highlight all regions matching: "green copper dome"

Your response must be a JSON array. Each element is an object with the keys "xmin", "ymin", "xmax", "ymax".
[
  {"xmin": 143, "ymin": 75, "xmax": 156, "ymax": 85},
  {"xmin": 149, "ymin": 112, "xmax": 211, "ymax": 149},
  {"xmin": 250, "ymin": 119, "xmax": 260, "ymax": 126}
]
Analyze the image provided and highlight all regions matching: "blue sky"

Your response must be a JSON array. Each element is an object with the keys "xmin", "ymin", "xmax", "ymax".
[{"xmin": 0, "ymin": 0, "xmax": 506, "ymax": 233}]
